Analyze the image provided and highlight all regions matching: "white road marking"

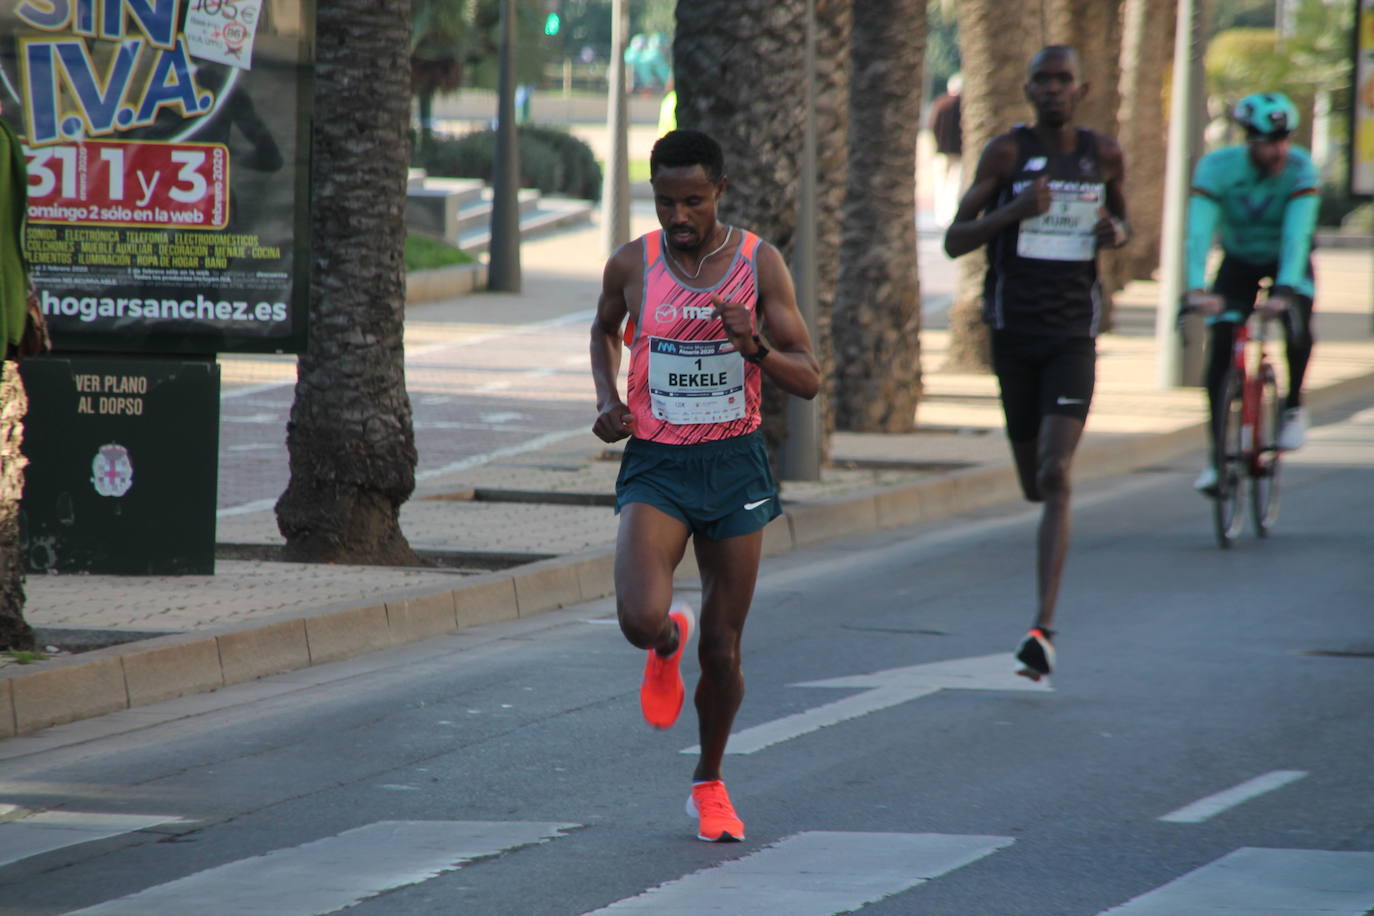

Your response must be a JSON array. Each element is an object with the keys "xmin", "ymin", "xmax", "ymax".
[
  {"xmin": 1098, "ymin": 847, "xmax": 1374, "ymax": 914},
  {"xmin": 682, "ymin": 653, "xmax": 1050, "ymax": 756},
  {"xmin": 0, "ymin": 811, "xmax": 186, "ymax": 869},
  {"xmin": 1158, "ymin": 770, "xmax": 1308, "ymax": 823},
  {"xmin": 581, "ymin": 831, "xmax": 1013, "ymax": 915},
  {"xmin": 65, "ymin": 820, "xmax": 576, "ymax": 915}
]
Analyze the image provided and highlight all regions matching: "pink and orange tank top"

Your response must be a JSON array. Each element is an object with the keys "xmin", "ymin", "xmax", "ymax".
[{"xmin": 624, "ymin": 227, "xmax": 764, "ymax": 445}]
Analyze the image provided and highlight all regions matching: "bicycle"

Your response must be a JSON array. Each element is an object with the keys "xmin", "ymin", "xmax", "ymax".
[{"xmin": 1181, "ymin": 294, "xmax": 1294, "ymax": 549}]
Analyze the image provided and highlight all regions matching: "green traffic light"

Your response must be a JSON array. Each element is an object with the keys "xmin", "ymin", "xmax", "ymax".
[{"xmin": 544, "ymin": 12, "xmax": 560, "ymax": 36}]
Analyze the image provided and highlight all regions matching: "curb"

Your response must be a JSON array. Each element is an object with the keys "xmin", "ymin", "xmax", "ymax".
[
  {"xmin": 405, "ymin": 263, "xmax": 487, "ymax": 306},
  {"xmin": 4, "ymin": 374, "xmax": 1374, "ymax": 737}
]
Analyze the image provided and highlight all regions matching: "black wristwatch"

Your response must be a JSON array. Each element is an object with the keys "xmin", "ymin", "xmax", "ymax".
[{"xmin": 743, "ymin": 335, "xmax": 769, "ymax": 364}]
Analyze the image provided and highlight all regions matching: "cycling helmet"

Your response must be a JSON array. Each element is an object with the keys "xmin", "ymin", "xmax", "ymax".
[{"xmin": 1233, "ymin": 92, "xmax": 1299, "ymax": 138}]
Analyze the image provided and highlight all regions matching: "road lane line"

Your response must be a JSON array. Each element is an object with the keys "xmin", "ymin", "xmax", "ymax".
[
  {"xmin": 65, "ymin": 820, "xmax": 576, "ymax": 915},
  {"xmin": 581, "ymin": 831, "xmax": 1013, "ymax": 915},
  {"xmin": 682, "ymin": 653, "xmax": 1050, "ymax": 756},
  {"xmin": 1158, "ymin": 770, "xmax": 1308, "ymax": 823},
  {"xmin": 1099, "ymin": 847, "xmax": 1374, "ymax": 914},
  {"xmin": 0, "ymin": 812, "xmax": 186, "ymax": 869}
]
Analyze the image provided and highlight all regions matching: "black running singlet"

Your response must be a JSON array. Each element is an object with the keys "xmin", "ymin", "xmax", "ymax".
[{"xmin": 982, "ymin": 126, "xmax": 1106, "ymax": 338}]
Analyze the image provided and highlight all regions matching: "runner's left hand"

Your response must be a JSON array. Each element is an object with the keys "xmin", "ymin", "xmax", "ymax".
[
  {"xmin": 1094, "ymin": 208, "xmax": 1128, "ymax": 249},
  {"xmin": 710, "ymin": 295, "xmax": 760, "ymax": 357}
]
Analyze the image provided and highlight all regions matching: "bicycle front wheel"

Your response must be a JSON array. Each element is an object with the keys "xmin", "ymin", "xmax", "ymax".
[
  {"xmin": 1213, "ymin": 368, "xmax": 1245, "ymax": 549},
  {"xmin": 1250, "ymin": 365, "xmax": 1282, "ymax": 536}
]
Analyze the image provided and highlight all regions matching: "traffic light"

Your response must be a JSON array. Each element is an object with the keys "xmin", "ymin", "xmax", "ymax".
[{"xmin": 544, "ymin": 12, "xmax": 560, "ymax": 35}]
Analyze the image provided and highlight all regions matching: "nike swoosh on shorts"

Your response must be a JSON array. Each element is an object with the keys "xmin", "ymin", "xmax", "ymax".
[
  {"xmin": 743, "ymin": 498, "xmax": 771, "ymax": 511},
  {"xmin": 1056, "ymin": 396, "xmax": 1087, "ymax": 405}
]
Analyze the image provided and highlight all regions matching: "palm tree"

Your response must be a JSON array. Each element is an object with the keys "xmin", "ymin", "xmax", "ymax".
[
  {"xmin": 942, "ymin": 0, "xmax": 1042, "ymax": 372},
  {"xmin": 0, "ymin": 362, "xmax": 34, "ymax": 650},
  {"xmin": 674, "ymin": 0, "xmax": 810, "ymax": 465},
  {"xmin": 412, "ymin": 0, "xmax": 478, "ymax": 153},
  {"xmin": 832, "ymin": 0, "xmax": 925, "ymax": 431},
  {"xmin": 274, "ymin": 0, "xmax": 421, "ymax": 565},
  {"xmin": 812, "ymin": 0, "xmax": 853, "ymax": 449},
  {"xmin": 1117, "ymin": 0, "xmax": 1174, "ymax": 283}
]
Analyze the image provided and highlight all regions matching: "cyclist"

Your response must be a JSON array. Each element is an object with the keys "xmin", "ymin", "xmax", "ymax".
[{"xmin": 1185, "ymin": 91, "xmax": 1320, "ymax": 494}]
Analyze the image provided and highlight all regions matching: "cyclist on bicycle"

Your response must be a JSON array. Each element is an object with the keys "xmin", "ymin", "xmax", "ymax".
[{"xmin": 1185, "ymin": 91, "xmax": 1319, "ymax": 494}]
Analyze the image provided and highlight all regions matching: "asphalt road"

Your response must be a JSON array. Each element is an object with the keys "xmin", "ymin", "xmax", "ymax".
[{"xmin": 1, "ymin": 404, "xmax": 1371, "ymax": 915}]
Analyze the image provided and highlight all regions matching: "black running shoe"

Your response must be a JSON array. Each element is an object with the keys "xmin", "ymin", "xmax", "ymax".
[{"xmin": 1015, "ymin": 628, "xmax": 1055, "ymax": 681}]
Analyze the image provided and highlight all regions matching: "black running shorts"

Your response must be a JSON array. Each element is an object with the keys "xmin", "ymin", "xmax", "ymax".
[{"xmin": 990, "ymin": 331, "xmax": 1097, "ymax": 443}]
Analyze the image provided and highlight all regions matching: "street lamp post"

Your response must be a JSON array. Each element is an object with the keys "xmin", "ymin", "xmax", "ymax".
[
  {"xmin": 602, "ymin": 0, "xmax": 631, "ymax": 256},
  {"xmin": 1155, "ymin": 0, "xmax": 1207, "ymax": 387},
  {"xmin": 488, "ymin": 0, "xmax": 522, "ymax": 291}
]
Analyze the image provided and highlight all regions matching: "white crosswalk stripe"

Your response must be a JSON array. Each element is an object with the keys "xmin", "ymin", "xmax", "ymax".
[
  {"xmin": 580, "ymin": 831, "xmax": 1014, "ymax": 915},
  {"xmin": 0, "ymin": 811, "xmax": 186, "ymax": 869},
  {"xmin": 1099, "ymin": 847, "xmax": 1374, "ymax": 914},
  {"xmin": 62, "ymin": 820, "xmax": 577, "ymax": 915}
]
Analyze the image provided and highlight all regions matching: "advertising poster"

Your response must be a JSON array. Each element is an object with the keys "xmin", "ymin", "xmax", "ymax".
[
  {"xmin": 1, "ymin": 0, "xmax": 313, "ymax": 353},
  {"xmin": 1356, "ymin": 0, "xmax": 1374, "ymax": 197}
]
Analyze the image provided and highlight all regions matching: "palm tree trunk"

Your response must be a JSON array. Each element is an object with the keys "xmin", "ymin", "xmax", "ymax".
[
  {"xmin": 1117, "ymin": 0, "xmax": 1174, "ymax": 283},
  {"xmin": 674, "ymin": 0, "xmax": 808, "ymax": 468},
  {"xmin": 832, "ymin": 0, "xmax": 925, "ymax": 431},
  {"xmin": 0, "ymin": 361, "xmax": 34, "ymax": 650},
  {"xmin": 275, "ymin": 0, "xmax": 420, "ymax": 565},
  {"xmin": 943, "ymin": 0, "xmax": 1042, "ymax": 372},
  {"xmin": 812, "ymin": 0, "xmax": 853, "ymax": 451}
]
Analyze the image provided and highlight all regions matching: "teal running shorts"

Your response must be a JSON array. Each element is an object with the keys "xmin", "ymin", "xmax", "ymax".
[{"xmin": 614, "ymin": 430, "xmax": 782, "ymax": 540}]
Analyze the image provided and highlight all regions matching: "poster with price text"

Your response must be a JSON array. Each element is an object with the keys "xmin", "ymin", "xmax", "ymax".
[{"xmin": 1, "ymin": 0, "xmax": 313, "ymax": 354}]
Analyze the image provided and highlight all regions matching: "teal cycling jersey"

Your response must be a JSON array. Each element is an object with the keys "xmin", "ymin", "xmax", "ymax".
[{"xmin": 1186, "ymin": 144, "xmax": 1320, "ymax": 298}]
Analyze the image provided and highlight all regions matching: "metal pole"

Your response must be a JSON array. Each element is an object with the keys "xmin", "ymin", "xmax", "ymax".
[
  {"xmin": 602, "ymin": 0, "xmax": 631, "ymax": 255},
  {"xmin": 1155, "ymin": 0, "xmax": 1204, "ymax": 387},
  {"xmin": 488, "ymin": 0, "xmax": 522, "ymax": 291},
  {"xmin": 781, "ymin": 0, "xmax": 821, "ymax": 481}
]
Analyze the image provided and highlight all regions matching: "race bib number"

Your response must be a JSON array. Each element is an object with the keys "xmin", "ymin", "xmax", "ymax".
[
  {"xmin": 1017, "ymin": 181, "xmax": 1104, "ymax": 262},
  {"xmin": 647, "ymin": 337, "xmax": 746, "ymax": 425}
]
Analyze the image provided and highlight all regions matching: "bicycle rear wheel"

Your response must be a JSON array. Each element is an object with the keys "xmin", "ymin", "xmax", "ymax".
[
  {"xmin": 1213, "ymin": 368, "xmax": 1245, "ymax": 549},
  {"xmin": 1250, "ymin": 364, "xmax": 1282, "ymax": 536}
]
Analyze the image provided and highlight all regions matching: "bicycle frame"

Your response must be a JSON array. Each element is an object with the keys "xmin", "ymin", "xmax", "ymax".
[
  {"xmin": 1214, "ymin": 309, "xmax": 1278, "ymax": 475},
  {"xmin": 1208, "ymin": 307, "xmax": 1284, "ymax": 546}
]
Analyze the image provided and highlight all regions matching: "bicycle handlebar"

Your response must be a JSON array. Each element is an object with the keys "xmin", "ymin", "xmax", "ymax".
[{"xmin": 1176, "ymin": 297, "xmax": 1303, "ymax": 339}]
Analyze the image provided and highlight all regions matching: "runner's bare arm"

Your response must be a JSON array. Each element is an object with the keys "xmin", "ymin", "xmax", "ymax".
[
  {"xmin": 711, "ymin": 241, "xmax": 820, "ymax": 400},
  {"xmin": 943, "ymin": 134, "xmax": 1049, "ymax": 259},
  {"xmin": 1093, "ymin": 135, "xmax": 1131, "ymax": 249},
  {"xmin": 590, "ymin": 243, "xmax": 639, "ymax": 442}
]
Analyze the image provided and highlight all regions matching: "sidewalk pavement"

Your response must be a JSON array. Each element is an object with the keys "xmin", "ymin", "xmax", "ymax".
[{"xmin": 4, "ymin": 221, "xmax": 1372, "ymax": 742}]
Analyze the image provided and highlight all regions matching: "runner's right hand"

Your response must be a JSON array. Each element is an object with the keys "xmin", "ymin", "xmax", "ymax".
[
  {"xmin": 593, "ymin": 401, "xmax": 635, "ymax": 443},
  {"xmin": 1014, "ymin": 175, "xmax": 1052, "ymax": 220}
]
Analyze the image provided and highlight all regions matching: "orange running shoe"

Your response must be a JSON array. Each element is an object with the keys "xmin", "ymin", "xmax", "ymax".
[
  {"xmin": 639, "ymin": 604, "xmax": 694, "ymax": 729},
  {"xmin": 686, "ymin": 780, "xmax": 745, "ymax": 842}
]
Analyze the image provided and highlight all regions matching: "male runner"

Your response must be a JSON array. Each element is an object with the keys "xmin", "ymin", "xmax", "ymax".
[
  {"xmin": 1185, "ymin": 91, "xmax": 1319, "ymax": 493},
  {"xmin": 589, "ymin": 129, "xmax": 820, "ymax": 842},
  {"xmin": 944, "ymin": 45, "xmax": 1129, "ymax": 681}
]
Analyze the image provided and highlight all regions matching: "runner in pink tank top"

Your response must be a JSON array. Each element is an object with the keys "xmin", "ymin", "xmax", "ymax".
[
  {"xmin": 624, "ymin": 227, "xmax": 765, "ymax": 445},
  {"xmin": 589, "ymin": 130, "xmax": 820, "ymax": 844}
]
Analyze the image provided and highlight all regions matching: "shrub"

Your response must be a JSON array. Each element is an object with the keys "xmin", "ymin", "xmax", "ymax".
[{"xmin": 413, "ymin": 125, "xmax": 602, "ymax": 202}]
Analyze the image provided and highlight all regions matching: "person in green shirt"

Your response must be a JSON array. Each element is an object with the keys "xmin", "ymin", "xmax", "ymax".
[
  {"xmin": 1, "ymin": 101, "xmax": 30, "ymax": 359},
  {"xmin": 1185, "ymin": 92, "xmax": 1319, "ymax": 493}
]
